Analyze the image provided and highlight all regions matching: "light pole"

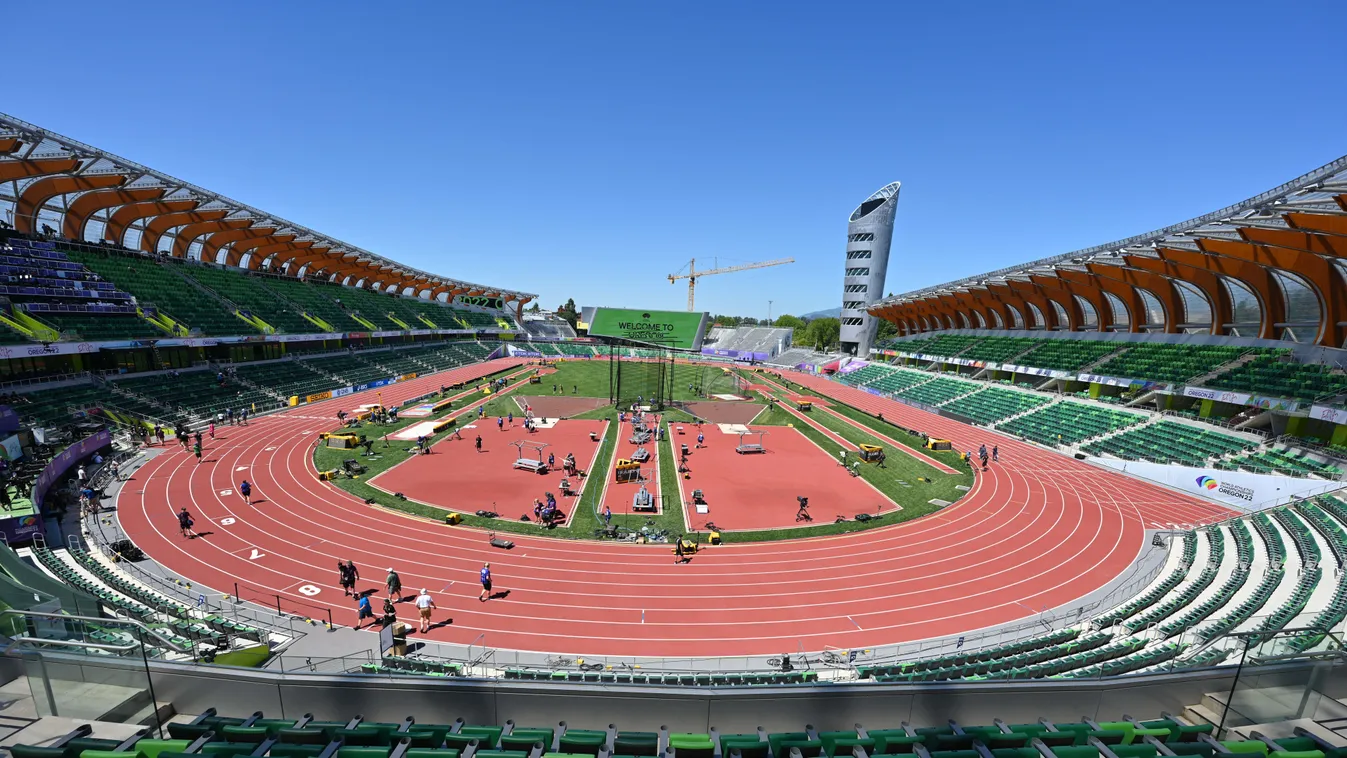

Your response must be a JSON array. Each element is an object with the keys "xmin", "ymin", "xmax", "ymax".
[{"xmin": 767, "ymin": 300, "xmax": 774, "ymax": 325}]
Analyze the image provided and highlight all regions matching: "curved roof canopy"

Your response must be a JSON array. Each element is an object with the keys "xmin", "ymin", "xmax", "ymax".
[
  {"xmin": 870, "ymin": 156, "xmax": 1347, "ymax": 346},
  {"xmin": 0, "ymin": 112, "xmax": 535, "ymax": 304}
]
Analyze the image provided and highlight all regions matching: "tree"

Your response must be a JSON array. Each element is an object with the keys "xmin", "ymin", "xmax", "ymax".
[
  {"xmin": 804, "ymin": 317, "xmax": 841, "ymax": 351},
  {"xmin": 527, "ymin": 302, "xmax": 541, "ymax": 313},
  {"xmin": 875, "ymin": 318, "xmax": 898, "ymax": 343},
  {"xmin": 774, "ymin": 314, "xmax": 806, "ymax": 332},
  {"xmin": 556, "ymin": 298, "xmax": 579, "ymax": 330}
]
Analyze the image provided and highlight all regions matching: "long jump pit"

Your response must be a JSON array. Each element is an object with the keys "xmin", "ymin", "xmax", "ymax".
[
  {"xmin": 368, "ymin": 418, "xmax": 607, "ymax": 523},
  {"xmin": 672, "ymin": 423, "xmax": 897, "ymax": 531}
]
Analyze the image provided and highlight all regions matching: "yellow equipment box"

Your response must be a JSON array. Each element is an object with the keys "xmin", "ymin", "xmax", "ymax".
[
  {"xmin": 926, "ymin": 438, "xmax": 952, "ymax": 451},
  {"xmin": 444, "ymin": 513, "xmax": 463, "ymax": 525},
  {"xmin": 318, "ymin": 469, "xmax": 340, "ymax": 481},
  {"xmin": 858, "ymin": 444, "xmax": 884, "ymax": 462}
]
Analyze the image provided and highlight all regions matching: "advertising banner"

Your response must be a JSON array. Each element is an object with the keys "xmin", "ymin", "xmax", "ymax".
[
  {"xmin": 1088, "ymin": 457, "xmax": 1338, "ymax": 510},
  {"xmin": 1310, "ymin": 405, "xmax": 1347, "ymax": 425},
  {"xmin": 1183, "ymin": 386, "xmax": 1252, "ymax": 406},
  {"xmin": 585, "ymin": 307, "xmax": 709, "ymax": 350},
  {"xmin": 305, "ymin": 390, "xmax": 333, "ymax": 404},
  {"xmin": 0, "ymin": 434, "xmax": 22, "ymax": 461},
  {"xmin": 0, "ymin": 513, "xmax": 43, "ymax": 542},
  {"xmin": 331, "ymin": 387, "xmax": 355, "ymax": 399},
  {"xmin": 1249, "ymin": 395, "xmax": 1301, "ymax": 412},
  {"xmin": 33, "ymin": 430, "xmax": 111, "ymax": 511}
]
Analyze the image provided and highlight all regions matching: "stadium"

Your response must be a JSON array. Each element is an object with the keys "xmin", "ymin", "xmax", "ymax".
[{"xmin": 1, "ymin": 35, "xmax": 1347, "ymax": 758}]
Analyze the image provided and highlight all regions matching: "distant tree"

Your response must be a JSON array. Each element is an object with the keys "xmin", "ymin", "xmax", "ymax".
[
  {"xmin": 875, "ymin": 318, "xmax": 898, "ymax": 343},
  {"xmin": 741, "ymin": 317, "xmax": 760, "ymax": 326},
  {"xmin": 528, "ymin": 301, "xmax": 542, "ymax": 313},
  {"xmin": 805, "ymin": 317, "xmax": 841, "ymax": 350},
  {"xmin": 556, "ymin": 298, "xmax": 579, "ymax": 330},
  {"xmin": 774, "ymin": 314, "xmax": 806, "ymax": 331}
]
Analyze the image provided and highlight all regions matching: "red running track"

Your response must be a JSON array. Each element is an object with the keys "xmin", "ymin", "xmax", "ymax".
[{"xmin": 116, "ymin": 358, "xmax": 1236, "ymax": 657}]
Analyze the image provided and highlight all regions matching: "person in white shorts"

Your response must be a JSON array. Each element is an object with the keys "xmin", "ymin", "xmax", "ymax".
[{"xmin": 415, "ymin": 589, "xmax": 437, "ymax": 633}]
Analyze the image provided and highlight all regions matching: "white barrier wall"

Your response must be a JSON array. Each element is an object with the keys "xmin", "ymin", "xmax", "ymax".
[{"xmin": 1088, "ymin": 457, "xmax": 1341, "ymax": 511}]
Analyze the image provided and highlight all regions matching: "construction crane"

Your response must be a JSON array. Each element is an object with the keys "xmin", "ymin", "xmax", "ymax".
[{"xmin": 668, "ymin": 257, "xmax": 794, "ymax": 311}]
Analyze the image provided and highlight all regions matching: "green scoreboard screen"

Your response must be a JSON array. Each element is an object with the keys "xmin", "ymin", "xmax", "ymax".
[{"xmin": 584, "ymin": 307, "xmax": 709, "ymax": 350}]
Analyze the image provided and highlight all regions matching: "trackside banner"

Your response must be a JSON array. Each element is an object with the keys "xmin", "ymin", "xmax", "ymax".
[
  {"xmin": 1088, "ymin": 456, "xmax": 1340, "ymax": 511},
  {"xmin": 585, "ymin": 307, "xmax": 709, "ymax": 350}
]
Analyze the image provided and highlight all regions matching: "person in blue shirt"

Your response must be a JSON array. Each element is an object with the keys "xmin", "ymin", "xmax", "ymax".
[
  {"xmin": 356, "ymin": 594, "xmax": 375, "ymax": 629},
  {"xmin": 479, "ymin": 563, "xmax": 492, "ymax": 602},
  {"xmin": 239, "ymin": 480, "xmax": 252, "ymax": 505}
]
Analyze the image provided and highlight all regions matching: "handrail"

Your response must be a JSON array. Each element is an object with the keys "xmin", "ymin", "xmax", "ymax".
[
  {"xmin": 0, "ymin": 608, "xmax": 192, "ymax": 654},
  {"xmin": 9, "ymin": 635, "xmax": 143, "ymax": 653}
]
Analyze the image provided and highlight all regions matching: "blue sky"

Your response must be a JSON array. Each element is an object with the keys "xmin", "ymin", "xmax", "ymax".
[{"xmin": 4, "ymin": 2, "xmax": 1344, "ymax": 319}]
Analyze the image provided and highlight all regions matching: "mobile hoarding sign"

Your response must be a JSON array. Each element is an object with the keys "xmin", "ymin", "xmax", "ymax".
[{"xmin": 585, "ymin": 308, "xmax": 709, "ymax": 350}]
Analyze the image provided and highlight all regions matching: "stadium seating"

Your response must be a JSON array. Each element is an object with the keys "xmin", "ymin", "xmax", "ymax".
[
  {"xmin": 1090, "ymin": 344, "xmax": 1253, "ymax": 385},
  {"xmin": 1223, "ymin": 446, "xmax": 1345, "ymax": 478},
  {"xmin": 255, "ymin": 276, "xmax": 367, "ymax": 332},
  {"xmin": 112, "ymin": 370, "xmax": 277, "ymax": 419},
  {"xmin": 837, "ymin": 364, "xmax": 895, "ymax": 387},
  {"xmin": 177, "ymin": 265, "xmax": 316, "ymax": 333},
  {"xmin": 18, "ymin": 711, "xmax": 1338, "ymax": 758},
  {"xmin": 1080, "ymin": 421, "xmax": 1257, "ymax": 466},
  {"xmin": 997, "ymin": 402, "xmax": 1145, "ymax": 446},
  {"xmin": 63, "ymin": 249, "xmax": 251, "ymax": 336},
  {"xmin": 10, "ymin": 382, "xmax": 115, "ymax": 428},
  {"xmin": 1015, "ymin": 340, "xmax": 1122, "ymax": 372},
  {"xmin": 940, "ymin": 386, "xmax": 1051, "ymax": 425},
  {"xmin": 958, "ymin": 336, "xmax": 1039, "ymax": 364},
  {"xmin": 904, "ymin": 333, "xmax": 981, "ymax": 358},
  {"xmin": 1205, "ymin": 353, "xmax": 1347, "ymax": 402},
  {"xmin": 0, "ymin": 237, "xmax": 159, "ymax": 342},
  {"xmin": 894, "ymin": 376, "xmax": 978, "ymax": 406},
  {"xmin": 234, "ymin": 360, "xmax": 337, "ymax": 401},
  {"xmin": 303, "ymin": 354, "xmax": 396, "ymax": 387}
]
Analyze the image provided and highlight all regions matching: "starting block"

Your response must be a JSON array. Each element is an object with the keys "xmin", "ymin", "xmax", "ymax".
[
  {"xmin": 489, "ymin": 533, "xmax": 514, "ymax": 549},
  {"xmin": 630, "ymin": 446, "xmax": 651, "ymax": 463}
]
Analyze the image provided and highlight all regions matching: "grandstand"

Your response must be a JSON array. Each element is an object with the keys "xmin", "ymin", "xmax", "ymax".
[
  {"xmin": 4, "ymin": 114, "xmax": 1347, "ymax": 742},
  {"xmin": 702, "ymin": 326, "xmax": 794, "ymax": 359}
]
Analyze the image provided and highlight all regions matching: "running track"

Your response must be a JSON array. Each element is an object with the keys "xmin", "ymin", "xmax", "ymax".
[{"xmin": 116, "ymin": 358, "xmax": 1235, "ymax": 657}]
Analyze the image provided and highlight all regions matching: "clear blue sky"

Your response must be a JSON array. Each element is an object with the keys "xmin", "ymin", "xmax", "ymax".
[{"xmin": 5, "ymin": 2, "xmax": 1344, "ymax": 319}]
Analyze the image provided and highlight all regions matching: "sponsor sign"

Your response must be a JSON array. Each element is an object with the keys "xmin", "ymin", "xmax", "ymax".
[
  {"xmin": 0, "ymin": 514, "xmax": 43, "ymax": 542},
  {"xmin": 585, "ymin": 307, "xmax": 709, "ymax": 350},
  {"xmin": 305, "ymin": 390, "xmax": 333, "ymax": 404},
  {"xmin": 1183, "ymin": 386, "xmax": 1252, "ymax": 406},
  {"xmin": 1248, "ymin": 395, "xmax": 1300, "ymax": 412},
  {"xmin": 1088, "ymin": 457, "xmax": 1338, "ymax": 509},
  {"xmin": 455, "ymin": 295, "xmax": 505, "ymax": 310},
  {"xmin": 1076, "ymin": 373, "xmax": 1171, "ymax": 392},
  {"xmin": 0, "ymin": 434, "xmax": 21, "ymax": 461},
  {"xmin": 331, "ymin": 387, "xmax": 354, "ymax": 399},
  {"xmin": 1310, "ymin": 405, "xmax": 1347, "ymax": 425},
  {"xmin": 0, "ymin": 341, "xmax": 99, "ymax": 358}
]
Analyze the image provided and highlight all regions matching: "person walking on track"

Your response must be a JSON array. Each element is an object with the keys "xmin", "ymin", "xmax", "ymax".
[
  {"xmin": 338, "ymin": 561, "xmax": 356, "ymax": 596},
  {"xmin": 992, "ymin": 445, "xmax": 999, "ymax": 463},
  {"xmin": 415, "ymin": 589, "xmax": 437, "ymax": 632},
  {"xmin": 178, "ymin": 507, "xmax": 195, "ymax": 538},
  {"xmin": 356, "ymin": 594, "xmax": 375, "ymax": 629},
  {"xmin": 479, "ymin": 562, "xmax": 492, "ymax": 601},
  {"xmin": 239, "ymin": 479, "xmax": 252, "ymax": 505},
  {"xmin": 475, "ymin": 435, "xmax": 482, "ymax": 453},
  {"xmin": 386, "ymin": 567, "xmax": 404, "ymax": 602},
  {"xmin": 193, "ymin": 440, "xmax": 203, "ymax": 465}
]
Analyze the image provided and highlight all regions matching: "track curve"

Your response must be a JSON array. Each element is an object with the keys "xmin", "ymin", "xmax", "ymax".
[{"xmin": 116, "ymin": 359, "xmax": 1235, "ymax": 657}]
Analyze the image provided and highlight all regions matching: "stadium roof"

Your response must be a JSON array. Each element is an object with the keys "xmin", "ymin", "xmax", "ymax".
[
  {"xmin": 871, "ymin": 155, "xmax": 1347, "ymax": 347},
  {"xmin": 0, "ymin": 112, "xmax": 536, "ymax": 305}
]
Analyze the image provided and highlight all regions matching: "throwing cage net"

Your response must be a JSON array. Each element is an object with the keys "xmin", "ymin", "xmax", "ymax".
[{"xmin": 608, "ymin": 343, "xmax": 675, "ymax": 410}]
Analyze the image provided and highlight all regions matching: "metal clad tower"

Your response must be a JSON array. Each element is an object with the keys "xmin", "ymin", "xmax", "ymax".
[{"xmin": 840, "ymin": 181, "xmax": 900, "ymax": 355}]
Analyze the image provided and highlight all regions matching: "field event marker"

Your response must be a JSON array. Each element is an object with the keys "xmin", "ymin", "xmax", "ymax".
[
  {"xmin": 235, "ymin": 466, "xmax": 249, "ymax": 472},
  {"xmin": 248, "ymin": 548, "xmax": 266, "ymax": 560},
  {"xmin": 928, "ymin": 499, "xmax": 953, "ymax": 508},
  {"xmin": 298, "ymin": 584, "xmax": 321, "ymax": 596},
  {"xmin": 220, "ymin": 517, "xmax": 236, "ymax": 526},
  {"xmin": 219, "ymin": 489, "xmax": 233, "ymax": 496}
]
